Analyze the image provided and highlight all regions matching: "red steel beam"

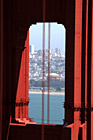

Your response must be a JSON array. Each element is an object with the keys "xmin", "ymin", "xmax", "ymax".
[
  {"xmin": 74, "ymin": 0, "xmax": 83, "ymax": 139},
  {"xmin": 74, "ymin": 0, "xmax": 83, "ymax": 114},
  {"xmin": 15, "ymin": 31, "xmax": 29, "ymax": 120}
]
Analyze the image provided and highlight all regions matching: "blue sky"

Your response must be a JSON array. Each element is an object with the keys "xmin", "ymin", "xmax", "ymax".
[{"xmin": 29, "ymin": 23, "xmax": 66, "ymax": 54}]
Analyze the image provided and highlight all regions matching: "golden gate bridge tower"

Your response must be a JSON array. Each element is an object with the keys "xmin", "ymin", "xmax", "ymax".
[{"xmin": 0, "ymin": 0, "xmax": 93, "ymax": 140}]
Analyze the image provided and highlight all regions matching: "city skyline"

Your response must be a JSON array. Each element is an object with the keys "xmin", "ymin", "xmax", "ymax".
[
  {"xmin": 29, "ymin": 23, "xmax": 66, "ymax": 54},
  {"xmin": 29, "ymin": 47, "xmax": 65, "ymax": 81},
  {"xmin": 29, "ymin": 44, "xmax": 65, "ymax": 56}
]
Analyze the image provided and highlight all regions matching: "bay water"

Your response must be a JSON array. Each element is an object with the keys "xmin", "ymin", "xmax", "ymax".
[{"xmin": 29, "ymin": 93, "xmax": 65, "ymax": 125}]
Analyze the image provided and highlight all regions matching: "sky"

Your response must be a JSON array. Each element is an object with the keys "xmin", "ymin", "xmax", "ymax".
[{"xmin": 29, "ymin": 23, "xmax": 66, "ymax": 54}]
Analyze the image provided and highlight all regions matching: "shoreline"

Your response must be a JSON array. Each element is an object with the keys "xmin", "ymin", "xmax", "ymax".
[{"xmin": 29, "ymin": 91, "xmax": 65, "ymax": 95}]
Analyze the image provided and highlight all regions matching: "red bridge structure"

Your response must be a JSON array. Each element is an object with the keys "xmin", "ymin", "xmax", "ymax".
[{"xmin": 0, "ymin": 0, "xmax": 93, "ymax": 140}]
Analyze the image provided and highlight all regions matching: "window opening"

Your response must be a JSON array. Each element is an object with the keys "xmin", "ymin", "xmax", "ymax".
[{"xmin": 29, "ymin": 22, "xmax": 66, "ymax": 125}]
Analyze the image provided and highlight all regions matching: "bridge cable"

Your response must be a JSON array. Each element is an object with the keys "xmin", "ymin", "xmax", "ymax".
[
  {"xmin": 42, "ymin": 0, "xmax": 46, "ymax": 139},
  {"xmin": 47, "ymin": 23, "xmax": 51, "ymax": 124}
]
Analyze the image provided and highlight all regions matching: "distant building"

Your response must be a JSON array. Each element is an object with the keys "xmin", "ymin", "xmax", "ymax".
[
  {"xmin": 55, "ymin": 48, "xmax": 60, "ymax": 54},
  {"xmin": 29, "ymin": 45, "xmax": 34, "ymax": 54},
  {"xmin": 29, "ymin": 45, "xmax": 31, "ymax": 53},
  {"xmin": 50, "ymin": 73, "xmax": 60, "ymax": 81},
  {"xmin": 37, "ymin": 50, "xmax": 42, "ymax": 55}
]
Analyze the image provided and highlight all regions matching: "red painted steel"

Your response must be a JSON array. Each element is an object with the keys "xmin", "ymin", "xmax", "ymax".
[
  {"xmin": 79, "ymin": 123, "xmax": 87, "ymax": 140},
  {"xmin": 74, "ymin": 0, "xmax": 82, "ymax": 111},
  {"xmin": 15, "ymin": 31, "xmax": 29, "ymax": 120},
  {"xmin": 74, "ymin": 0, "xmax": 83, "ymax": 139},
  {"xmin": 1, "ymin": 0, "xmax": 93, "ymax": 140}
]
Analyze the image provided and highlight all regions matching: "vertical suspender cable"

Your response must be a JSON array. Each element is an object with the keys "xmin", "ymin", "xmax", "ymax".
[
  {"xmin": 42, "ymin": 0, "xmax": 45, "ymax": 139},
  {"xmin": 42, "ymin": 23, "xmax": 45, "ymax": 140},
  {"xmin": 47, "ymin": 23, "xmax": 50, "ymax": 124}
]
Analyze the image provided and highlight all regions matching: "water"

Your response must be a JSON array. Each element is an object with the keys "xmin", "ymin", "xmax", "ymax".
[{"xmin": 29, "ymin": 93, "xmax": 65, "ymax": 125}]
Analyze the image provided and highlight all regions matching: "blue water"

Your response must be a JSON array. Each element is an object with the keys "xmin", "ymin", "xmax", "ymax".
[{"xmin": 29, "ymin": 93, "xmax": 65, "ymax": 125}]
